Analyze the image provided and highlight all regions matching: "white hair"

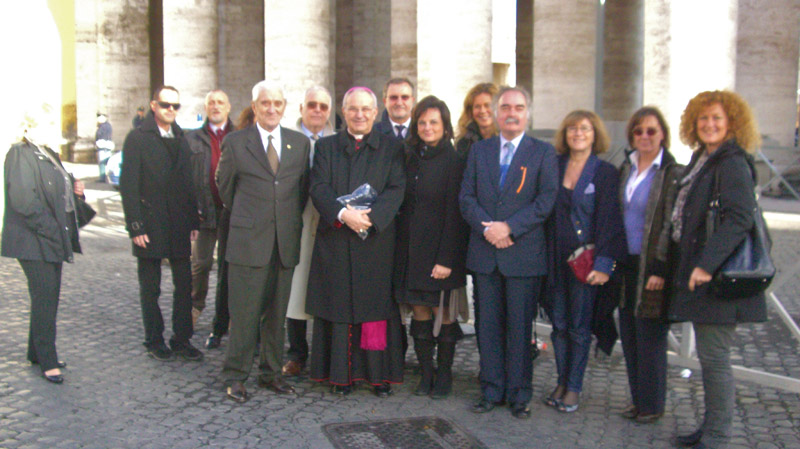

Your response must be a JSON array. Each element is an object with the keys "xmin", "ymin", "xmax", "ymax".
[
  {"xmin": 342, "ymin": 86, "xmax": 378, "ymax": 110},
  {"xmin": 251, "ymin": 81, "xmax": 285, "ymax": 102},
  {"xmin": 204, "ymin": 89, "xmax": 229, "ymax": 105},
  {"xmin": 304, "ymin": 85, "xmax": 332, "ymax": 102}
]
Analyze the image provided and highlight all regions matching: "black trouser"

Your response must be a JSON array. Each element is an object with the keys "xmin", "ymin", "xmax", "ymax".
[
  {"xmin": 286, "ymin": 318, "xmax": 308, "ymax": 364},
  {"xmin": 19, "ymin": 260, "xmax": 63, "ymax": 372},
  {"xmin": 211, "ymin": 207, "xmax": 230, "ymax": 337},
  {"xmin": 136, "ymin": 256, "xmax": 193, "ymax": 348}
]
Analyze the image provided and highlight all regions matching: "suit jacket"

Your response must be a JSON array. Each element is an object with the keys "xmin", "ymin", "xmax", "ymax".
[
  {"xmin": 119, "ymin": 115, "xmax": 199, "ymax": 259},
  {"xmin": 374, "ymin": 120, "xmax": 407, "ymax": 143},
  {"xmin": 459, "ymin": 133, "xmax": 558, "ymax": 277},
  {"xmin": 215, "ymin": 125, "xmax": 310, "ymax": 268}
]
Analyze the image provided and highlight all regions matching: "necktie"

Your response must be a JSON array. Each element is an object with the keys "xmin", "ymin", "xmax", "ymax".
[
  {"xmin": 499, "ymin": 141, "xmax": 514, "ymax": 187},
  {"xmin": 395, "ymin": 124, "xmax": 405, "ymax": 138},
  {"xmin": 267, "ymin": 135, "xmax": 279, "ymax": 173},
  {"xmin": 311, "ymin": 134, "xmax": 319, "ymax": 141}
]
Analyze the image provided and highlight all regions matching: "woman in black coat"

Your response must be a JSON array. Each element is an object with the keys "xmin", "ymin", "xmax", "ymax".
[
  {"xmin": 669, "ymin": 90, "xmax": 766, "ymax": 449},
  {"xmin": 2, "ymin": 137, "xmax": 88, "ymax": 384},
  {"xmin": 394, "ymin": 95, "xmax": 467, "ymax": 398},
  {"xmin": 616, "ymin": 107, "xmax": 682, "ymax": 424}
]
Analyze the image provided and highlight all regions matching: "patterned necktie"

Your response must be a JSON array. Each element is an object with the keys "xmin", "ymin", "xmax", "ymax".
[
  {"xmin": 499, "ymin": 141, "xmax": 514, "ymax": 187},
  {"xmin": 267, "ymin": 135, "xmax": 279, "ymax": 173},
  {"xmin": 395, "ymin": 124, "xmax": 405, "ymax": 138}
]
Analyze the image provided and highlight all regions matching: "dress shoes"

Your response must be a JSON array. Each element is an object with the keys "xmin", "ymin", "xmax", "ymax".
[
  {"xmin": 282, "ymin": 360, "xmax": 303, "ymax": 377},
  {"xmin": 147, "ymin": 344, "xmax": 176, "ymax": 362},
  {"xmin": 257, "ymin": 376, "xmax": 296, "ymax": 394},
  {"xmin": 171, "ymin": 342, "xmax": 204, "ymax": 361},
  {"xmin": 226, "ymin": 381, "xmax": 248, "ymax": 403},
  {"xmin": 205, "ymin": 333, "xmax": 222, "ymax": 349},
  {"xmin": 470, "ymin": 397, "xmax": 497, "ymax": 414},
  {"xmin": 621, "ymin": 404, "xmax": 638, "ymax": 419},
  {"xmin": 330, "ymin": 384, "xmax": 352, "ymax": 396},
  {"xmin": 373, "ymin": 383, "xmax": 392, "ymax": 398},
  {"xmin": 32, "ymin": 360, "xmax": 67, "ymax": 369},
  {"xmin": 635, "ymin": 412, "xmax": 663, "ymax": 424},
  {"xmin": 42, "ymin": 372, "xmax": 64, "ymax": 384},
  {"xmin": 676, "ymin": 429, "xmax": 703, "ymax": 447},
  {"xmin": 511, "ymin": 403, "xmax": 531, "ymax": 419}
]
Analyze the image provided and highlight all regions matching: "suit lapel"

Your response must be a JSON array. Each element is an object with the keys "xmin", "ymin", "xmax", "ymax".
[
  {"xmin": 485, "ymin": 136, "xmax": 502, "ymax": 194},
  {"xmin": 572, "ymin": 154, "xmax": 599, "ymax": 204},
  {"xmin": 279, "ymin": 128, "xmax": 298, "ymax": 174},
  {"xmin": 244, "ymin": 126, "xmax": 272, "ymax": 175}
]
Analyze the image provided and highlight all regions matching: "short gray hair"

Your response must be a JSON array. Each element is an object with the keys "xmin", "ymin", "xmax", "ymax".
[
  {"xmin": 342, "ymin": 86, "xmax": 378, "ymax": 110},
  {"xmin": 304, "ymin": 85, "xmax": 332, "ymax": 102},
  {"xmin": 251, "ymin": 81, "xmax": 285, "ymax": 102},
  {"xmin": 204, "ymin": 89, "xmax": 229, "ymax": 105},
  {"xmin": 493, "ymin": 85, "xmax": 532, "ymax": 118}
]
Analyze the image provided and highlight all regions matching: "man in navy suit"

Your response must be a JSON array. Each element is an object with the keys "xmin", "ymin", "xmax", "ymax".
[
  {"xmin": 459, "ymin": 86, "xmax": 558, "ymax": 419},
  {"xmin": 374, "ymin": 78, "xmax": 415, "ymax": 141}
]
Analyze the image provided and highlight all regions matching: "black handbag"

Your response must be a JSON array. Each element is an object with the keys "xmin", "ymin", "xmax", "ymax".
[{"xmin": 706, "ymin": 169, "xmax": 775, "ymax": 299}]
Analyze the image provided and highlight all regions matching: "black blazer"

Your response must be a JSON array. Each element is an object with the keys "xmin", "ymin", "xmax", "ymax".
[
  {"xmin": 668, "ymin": 140, "xmax": 767, "ymax": 324},
  {"xmin": 393, "ymin": 139, "xmax": 467, "ymax": 293},
  {"xmin": 119, "ymin": 115, "xmax": 199, "ymax": 259}
]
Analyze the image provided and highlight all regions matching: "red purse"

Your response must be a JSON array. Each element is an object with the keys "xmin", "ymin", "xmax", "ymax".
[{"xmin": 567, "ymin": 244, "xmax": 595, "ymax": 283}]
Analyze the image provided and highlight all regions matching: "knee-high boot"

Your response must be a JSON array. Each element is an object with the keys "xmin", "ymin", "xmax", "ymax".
[
  {"xmin": 431, "ymin": 322, "xmax": 463, "ymax": 399},
  {"xmin": 410, "ymin": 319, "xmax": 435, "ymax": 396}
]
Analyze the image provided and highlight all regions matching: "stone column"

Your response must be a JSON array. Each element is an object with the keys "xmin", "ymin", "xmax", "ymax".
[
  {"xmin": 516, "ymin": 0, "xmax": 533, "ymax": 91},
  {"xmin": 602, "ymin": 0, "xmax": 644, "ymax": 122},
  {"xmin": 532, "ymin": 0, "xmax": 599, "ymax": 130},
  {"xmin": 163, "ymin": 1, "xmax": 218, "ymax": 127},
  {"xmin": 264, "ymin": 0, "xmax": 332, "ymax": 128},
  {"xmin": 391, "ymin": 0, "xmax": 416, "ymax": 83},
  {"xmin": 417, "ymin": 0, "xmax": 493, "ymax": 124},
  {"xmin": 736, "ymin": 0, "xmax": 800, "ymax": 147},
  {"xmin": 644, "ymin": 0, "xmax": 738, "ymax": 160},
  {"xmin": 218, "ymin": 0, "xmax": 265, "ymax": 115}
]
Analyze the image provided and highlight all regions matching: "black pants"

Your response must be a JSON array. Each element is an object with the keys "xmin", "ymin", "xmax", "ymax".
[
  {"xmin": 210, "ymin": 207, "xmax": 230, "ymax": 337},
  {"xmin": 286, "ymin": 318, "xmax": 308, "ymax": 364},
  {"xmin": 136, "ymin": 256, "xmax": 193, "ymax": 348},
  {"xmin": 19, "ymin": 260, "xmax": 63, "ymax": 372}
]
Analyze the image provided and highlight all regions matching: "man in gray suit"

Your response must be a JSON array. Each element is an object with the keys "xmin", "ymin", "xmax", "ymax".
[{"xmin": 216, "ymin": 81, "xmax": 311, "ymax": 403}]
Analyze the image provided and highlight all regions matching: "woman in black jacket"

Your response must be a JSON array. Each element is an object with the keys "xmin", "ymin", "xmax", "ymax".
[
  {"xmin": 394, "ymin": 95, "xmax": 467, "ymax": 399},
  {"xmin": 2, "ymin": 136, "xmax": 87, "ymax": 384},
  {"xmin": 616, "ymin": 106, "xmax": 682, "ymax": 423},
  {"xmin": 669, "ymin": 90, "xmax": 765, "ymax": 449}
]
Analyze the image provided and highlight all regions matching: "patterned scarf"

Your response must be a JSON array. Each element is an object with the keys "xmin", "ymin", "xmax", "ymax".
[{"xmin": 670, "ymin": 152, "xmax": 709, "ymax": 242}]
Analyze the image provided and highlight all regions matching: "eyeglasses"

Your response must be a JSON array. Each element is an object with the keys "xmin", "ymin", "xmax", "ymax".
[
  {"xmin": 388, "ymin": 95, "xmax": 411, "ymax": 101},
  {"xmin": 157, "ymin": 101, "xmax": 181, "ymax": 111},
  {"xmin": 567, "ymin": 125, "xmax": 593, "ymax": 134},
  {"xmin": 306, "ymin": 101, "xmax": 329, "ymax": 112},
  {"xmin": 633, "ymin": 127, "xmax": 659, "ymax": 137}
]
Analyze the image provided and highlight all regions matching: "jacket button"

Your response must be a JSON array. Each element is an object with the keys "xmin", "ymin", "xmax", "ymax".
[
  {"xmin": 577, "ymin": 230, "xmax": 582, "ymax": 235},
  {"xmin": 274, "ymin": 181, "xmax": 279, "ymax": 185}
]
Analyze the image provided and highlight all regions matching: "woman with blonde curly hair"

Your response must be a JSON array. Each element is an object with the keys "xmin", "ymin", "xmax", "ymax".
[
  {"xmin": 669, "ymin": 90, "xmax": 765, "ymax": 448},
  {"xmin": 455, "ymin": 83, "xmax": 499, "ymax": 159},
  {"xmin": 543, "ymin": 110, "xmax": 625, "ymax": 413}
]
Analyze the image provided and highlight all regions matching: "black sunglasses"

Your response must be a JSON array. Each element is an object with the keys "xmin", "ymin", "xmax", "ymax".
[
  {"xmin": 633, "ymin": 127, "xmax": 658, "ymax": 137},
  {"xmin": 157, "ymin": 101, "xmax": 181, "ymax": 111}
]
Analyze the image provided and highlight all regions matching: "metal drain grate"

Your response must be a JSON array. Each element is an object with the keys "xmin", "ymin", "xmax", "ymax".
[{"xmin": 322, "ymin": 416, "xmax": 488, "ymax": 449}]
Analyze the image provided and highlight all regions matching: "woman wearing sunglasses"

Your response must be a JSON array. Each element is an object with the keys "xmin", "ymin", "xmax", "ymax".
[{"xmin": 616, "ymin": 106, "xmax": 682, "ymax": 423}]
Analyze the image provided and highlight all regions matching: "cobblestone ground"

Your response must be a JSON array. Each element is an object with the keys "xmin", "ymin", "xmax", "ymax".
[{"xmin": 0, "ymin": 174, "xmax": 798, "ymax": 449}]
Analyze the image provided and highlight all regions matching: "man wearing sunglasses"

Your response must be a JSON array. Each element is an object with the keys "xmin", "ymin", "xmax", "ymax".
[
  {"xmin": 120, "ymin": 85, "xmax": 203, "ymax": 363},
  {"xmin": 375, "ymin": 78, "xmax": 415, "ymax": 141},
  {"xmin": 281, "ymin": 86, "xmax": 335, "ymax": 378}
]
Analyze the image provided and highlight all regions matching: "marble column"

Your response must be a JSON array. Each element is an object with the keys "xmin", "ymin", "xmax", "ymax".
[{"xmin": 218, "ymin": 0, "xmax": 265, "ymax": 115}]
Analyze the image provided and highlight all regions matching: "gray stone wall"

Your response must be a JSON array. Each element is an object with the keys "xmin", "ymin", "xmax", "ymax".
[{"xmin": 219, "ymin": 0, "xmax": 265, "ymax": 116}]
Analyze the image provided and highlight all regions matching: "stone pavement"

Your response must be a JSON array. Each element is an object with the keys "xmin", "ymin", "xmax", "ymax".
[{"xmin": 0, "ymin": 168, "xmax": 798, "ymax": 449}]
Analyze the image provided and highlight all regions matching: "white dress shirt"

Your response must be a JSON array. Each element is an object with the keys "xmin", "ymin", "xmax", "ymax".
[{"xmin": 257, "ymin": 123, "xmax": 282, "ymax": 160}]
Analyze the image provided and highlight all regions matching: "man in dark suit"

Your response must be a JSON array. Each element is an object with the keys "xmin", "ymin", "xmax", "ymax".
[
  {"xmin": 120, "ymin": 85, "xmax": 203, "ymax": 362},
  {"xmin": 374, "ymin": 78, "xmax": 415, "ymax": 141},
  {"xmin": 216, "ymin": 81, "xmax": 311, "ymax": 403},
  {"xmin": 459, "ymin": 86, "xmax": 558, "ymax": 419}
]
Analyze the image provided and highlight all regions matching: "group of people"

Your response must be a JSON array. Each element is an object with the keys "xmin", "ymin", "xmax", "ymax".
[{"xmin": 3, "ymin": 74, "xmax": 767, "ymax": 448}]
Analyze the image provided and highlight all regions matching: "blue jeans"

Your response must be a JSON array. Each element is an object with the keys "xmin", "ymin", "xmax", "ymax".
[{"xmin": 550, "ymin": 271, "xmax": 595, "ymax": 393}]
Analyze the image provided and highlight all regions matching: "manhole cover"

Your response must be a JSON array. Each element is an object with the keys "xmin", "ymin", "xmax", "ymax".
[{"xmin": 322, "ymin": 416, "xmax": 488, "ymax": 449}]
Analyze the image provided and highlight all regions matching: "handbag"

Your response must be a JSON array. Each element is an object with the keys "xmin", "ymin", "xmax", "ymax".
[
  {"xmin": 706, "ymin": 169, "xmax": 775, "ymax": 299},
  {"xmin": 567, "ymin": 244, "xmax": 595, "ymax": 284},
  {"xmin": 76, "ymin": 196, "xmax": 96, "ymax": 228}
]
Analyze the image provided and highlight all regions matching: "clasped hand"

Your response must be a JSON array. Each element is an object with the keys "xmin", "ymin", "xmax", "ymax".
[
  {"xmin": 341, "ymin": 204, "xmax": 372, "ymax": 234},
  {"xmin": 481, "ymin": 221, "xmax": 513, "ymax": 249}
]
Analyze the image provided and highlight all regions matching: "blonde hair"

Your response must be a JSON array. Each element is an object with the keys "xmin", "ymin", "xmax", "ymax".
[
  {"xmin": 554, "ymin": 110, "xmax": 610, "ymax": 155},
  {"xmin": 456, "ymin": 83, "xmax": 498, "ymax": 140},
  {"xmin": 679, "ymin": 90, "xmax": 761, "ymax": 153}
]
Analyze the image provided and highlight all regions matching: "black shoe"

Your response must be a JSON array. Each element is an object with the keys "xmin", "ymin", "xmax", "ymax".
[
  {"xmin": 511, "ymin": 402, "xmax": 531, "ymax": 419},
  {"xmin": 374, "ymin": 383, "xmax": 392, "ymax": 398},
  {"xmin": 470, "ymin": 397, "xmax": 496, "ymax": 414},
  {"xmin": 330, "ymin": 384, "xmax": 352, "ymax": 396},
  {"xmin": 171, "ymin": 342, "xmax": 203, "ymax": 361},
  {"xmin": 147, "ymin": 344, "xmax": 176, "ymax": 362},
  {"xmin": 676, "ymin": 429, "xmax": 703, "ymax": 447},
  {"xmin": 42, "ymin": 373, "xmax": 64, "ymax": 384},
  {"xmin": 226, "ymin": 381, "xmax": 248, "ymax": 403},
  {"xmin": 31, "ymin": 360, "xmax": 67, "ymax": 368},
  {"xmin": 205, "ymin": 334, "xmax": 222, "ymax": 349}
]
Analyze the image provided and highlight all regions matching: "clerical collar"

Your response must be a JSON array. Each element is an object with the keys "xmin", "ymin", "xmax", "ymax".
[{"xmin": 347, "ymin": 130, "xmax": 365, "ymax": 140}]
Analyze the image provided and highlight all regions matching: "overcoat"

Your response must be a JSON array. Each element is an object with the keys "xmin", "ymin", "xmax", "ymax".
[
  {"xmin": 2, "ymin": 140, "xmax": 81, "ymax": 262},
  {"xmin": 393, "ymin": 139, "xmax": 467, "ymax": 293},
  {"xmin": 215, "ymin": 125, "xmax": 310, "ymax": 268},
  {"xmin": 119, "ymin": 115, "xmax": 199, "ymax": 259},
  {"xmin": 186, "ymin": 118, "xmax": 233, "ymax": 229},
  {"xmin": 305, "ymin": 131, "xmax": 406, "ymax": 324},
  {"xmin": 668, "ymin": 140, "xmax": 767, "ymax": 324}
]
